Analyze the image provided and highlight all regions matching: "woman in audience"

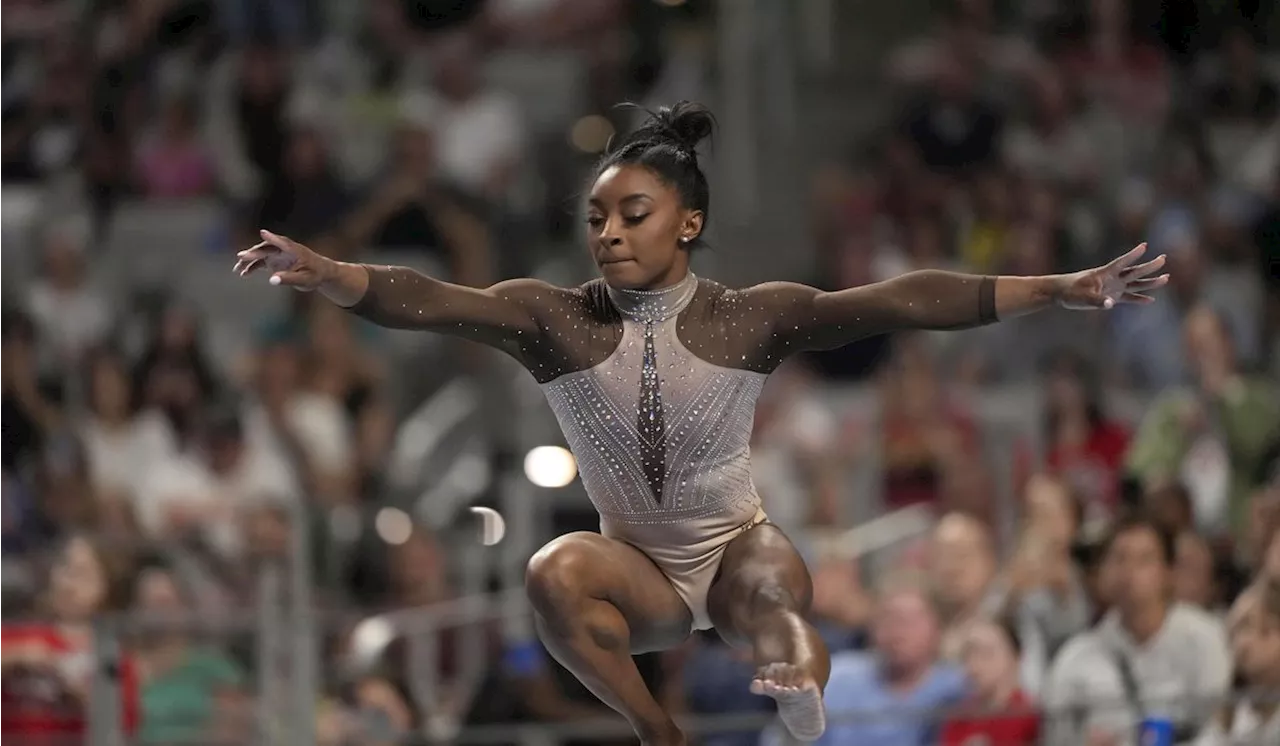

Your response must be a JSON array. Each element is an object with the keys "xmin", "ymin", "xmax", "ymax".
[
  {"xmin": 1, "ymin": 534, "xmax": 139, "ymax": 741},
  {"xmin": 940, "ymin": 615, "xmax": 1040, "ymax": 746},
  {"xmin": 1195, "ymin": 579, "xmax": 1280, "ymax": 744},
  {"xmin": 79, "ymin": 348, "xmax": 175, "ymax": 501}
]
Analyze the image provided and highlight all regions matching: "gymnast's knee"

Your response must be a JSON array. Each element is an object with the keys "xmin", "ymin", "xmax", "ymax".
[
  {"xmin": 741, "ymin": 580, "xmax": 802, "ymax": 618},
  {"xmin": 525, "ymin": 532, "xmax": 605, "ymax": 613}
]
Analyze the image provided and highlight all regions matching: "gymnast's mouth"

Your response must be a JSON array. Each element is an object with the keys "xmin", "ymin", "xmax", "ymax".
[{"xmin": 598, "ymin": 258, "xmax": 636, "ymax": 266}]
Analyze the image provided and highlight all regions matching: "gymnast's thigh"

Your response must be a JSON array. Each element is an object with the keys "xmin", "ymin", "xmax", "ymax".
[
  {"xmin": 526, "ymin": 531, "xmax": 694, "ymax": 653},
  {"xmin": 704, "ymin": 522, "xmax": 814, "ymax": 647}
]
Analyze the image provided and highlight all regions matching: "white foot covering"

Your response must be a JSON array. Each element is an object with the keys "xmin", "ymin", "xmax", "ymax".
[{"xmin": 750, "ymin": 678, "xmax": 827, "ymax": 741}]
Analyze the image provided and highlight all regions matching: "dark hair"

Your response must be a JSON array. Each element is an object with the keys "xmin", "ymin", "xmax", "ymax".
[
  {"xmin": 595, "ymin": 101, "xmax": 715, "ymax": 247},
  {"xmin": 989, "ymin": 612, "xmax": 1024, "ymax": 656},
  {"xmin": 1102, "ymin": 512, "xmax": 1178, "ymax": 567}
]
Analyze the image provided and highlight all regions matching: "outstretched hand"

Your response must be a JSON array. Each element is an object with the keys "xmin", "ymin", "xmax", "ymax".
[
  {"xmin": 1057, "ymin": 243, "xmax": 1169, "ymax": 311},
  {"xmin": 232, "ymin": 230, "xmax": 334, "ymax": 291}
]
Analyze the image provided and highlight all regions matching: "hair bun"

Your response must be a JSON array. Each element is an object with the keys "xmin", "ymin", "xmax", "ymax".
[{"xmin": 620, "ymin": 101, "xmax": 716, "ymax": 155}]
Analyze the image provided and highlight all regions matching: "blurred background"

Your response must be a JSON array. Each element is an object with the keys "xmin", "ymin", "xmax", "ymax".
[{"xmin": 2, "ymin": 0, "xmax": 1279, "ymax": 744}]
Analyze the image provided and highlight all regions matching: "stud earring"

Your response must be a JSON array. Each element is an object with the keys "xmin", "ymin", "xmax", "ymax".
[{"xmin": 680, "ymin": 236, "xmax": 691, "ymax": 243}]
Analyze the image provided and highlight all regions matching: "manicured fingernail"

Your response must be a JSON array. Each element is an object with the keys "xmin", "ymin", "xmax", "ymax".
[{"xmin": 269, "ymin": 275, "xmax": 281, "ymax": 286}]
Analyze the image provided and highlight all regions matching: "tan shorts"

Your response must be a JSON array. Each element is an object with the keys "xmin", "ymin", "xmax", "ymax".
[{"xmin": 601, "ymin": 505, "xmax": 769, "ymax": 631}]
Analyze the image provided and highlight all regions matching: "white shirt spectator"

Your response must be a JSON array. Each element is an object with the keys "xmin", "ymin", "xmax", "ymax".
[
  {"xmin": 243, "ymin": 393, "xmax": 354, "ymax": 477},
  {"xmin": 1043, "ymin": 603, "xmax": 1231, "ymax": 745},
  {"xmin": 135, "ymin": 446, "xmax": 299, "ymax": 554},
  {"xmin": 434, "ymin": 91, "xmax": 525, "ymax": 197},
  {"xmin": 79, "ymin": 410, "xmax": 177, "ymax": 498},
  {"xmin": 1193, "ymin": 701, "xmax": 1280, "ymax": 746},
  {"xmin": 26, "ymin": 280, "xmax": 112, "ymax": 367}
]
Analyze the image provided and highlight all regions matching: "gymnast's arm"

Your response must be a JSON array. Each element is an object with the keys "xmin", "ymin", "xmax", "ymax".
[
  {"xmin": 234, "ymin": 230, "xmax": 547, "ymax": 347},
  {"xmin": 744, "ymin": 243, "xmax": 1166, "ymax": 355},
  {"xmin": 747, "ymin": 270, "xmax": 1057, "ymax": 352}
]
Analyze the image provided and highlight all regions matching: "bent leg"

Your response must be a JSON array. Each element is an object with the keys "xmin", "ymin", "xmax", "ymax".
[
  {"xmin": 706, "ymin": 524, "xmax": 831, "ymax": 742},
  {"xmin": 526, "ymin": 532, "xmax": 692, "ymax": 745}
]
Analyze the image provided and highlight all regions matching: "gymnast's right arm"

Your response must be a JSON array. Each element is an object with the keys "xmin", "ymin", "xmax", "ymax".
[{"xmin": 234, "ymin": 230, "xmax": 544, "ymax": 345}]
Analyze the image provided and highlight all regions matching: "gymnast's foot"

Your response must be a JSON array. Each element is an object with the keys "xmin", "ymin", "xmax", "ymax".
[{"xmin": 750, "ymin": 662, "xmax": 827, "ymax": 741}]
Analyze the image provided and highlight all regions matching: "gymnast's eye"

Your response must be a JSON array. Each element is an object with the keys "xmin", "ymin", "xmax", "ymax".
[
  {"xmin": 585, "ymin": 215, "xmax": 605, "ymax": 229},
  {"xmin": 622, "ymin": 214, "xmax": 649, "ymax": 226}
]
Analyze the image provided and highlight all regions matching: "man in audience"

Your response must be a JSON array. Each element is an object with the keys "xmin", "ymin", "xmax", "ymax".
[
  {"xmin": 805, "ymin": 576, "xmax": 966, "ymax": 746},
  {"xmin": 1043, "ymin": 514, "xmax": 1231, "ymax": 745}
]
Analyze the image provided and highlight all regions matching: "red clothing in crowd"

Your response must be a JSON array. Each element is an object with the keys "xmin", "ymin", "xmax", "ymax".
[
  {"xmin": 939, "ymin": 690, "xmax": 1041, "ymax": 746},
  {"xmin": 1, "ymin": 624, "xmax": 139, "ymax": 739},
  {"xmin": 1015, "ymin": 419, "xmax": 1131, "ymax": 511}
]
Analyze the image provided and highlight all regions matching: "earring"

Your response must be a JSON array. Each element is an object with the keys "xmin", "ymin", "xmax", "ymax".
[{"xmin": 680, "ymin": 236, "xmax": 691, "ymax": 243}]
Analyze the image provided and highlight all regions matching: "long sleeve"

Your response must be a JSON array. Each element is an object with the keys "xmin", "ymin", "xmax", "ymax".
[
  {"xmin": 734, "ymin": 271, "xmax": 998, "ymax": 364},
  {"xmin": 347, "ymin": 266, "xmax": 619, "ymax": 382},
  {"xmin": 350, "ymin": 265, "xmax": 546, "ymax": 340}
]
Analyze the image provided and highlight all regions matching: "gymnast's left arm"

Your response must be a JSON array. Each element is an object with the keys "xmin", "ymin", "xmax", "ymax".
[{"xmin": 747, "ymin": 243, "xmax": 1168, "ymax": 354}]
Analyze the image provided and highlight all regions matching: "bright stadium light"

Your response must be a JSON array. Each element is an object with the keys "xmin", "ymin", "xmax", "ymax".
[
  {"xmin": 374, "ymin": 507, "xmax": 413, "ymax": 545},
  {"xmin": 524, "ymin": 446, "xmax": 578, "ymax": 488}
]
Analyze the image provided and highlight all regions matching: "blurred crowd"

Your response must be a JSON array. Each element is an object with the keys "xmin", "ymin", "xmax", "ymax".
[{"xmin": 2, "ymin": 0, "xmax": 1280, "ymax": 744}]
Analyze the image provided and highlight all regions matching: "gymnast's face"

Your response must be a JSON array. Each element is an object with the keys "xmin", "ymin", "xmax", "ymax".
[{"xmin": 586, "ymin": 164, "xmax": 702, "ymax": 290}]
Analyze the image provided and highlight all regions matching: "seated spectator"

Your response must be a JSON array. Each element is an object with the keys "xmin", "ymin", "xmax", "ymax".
[
  {"xmin": 78, "ymin": 349, "xmax": 176, "ymax": 501},
  {"xmin": 25, "ymin": 220, "xmax": 113, "ymax": 369},
  {"xmin": 132, "ymin": 565, "xmax": 245, "ymax": 744},
  {"xmin": 680, "ymin": 630, "xmax": 774, "ymax": 746},
  {"xmin": 243, "ymin": 340, "xmax": 355, "ymax": 506},
  {"xmin": 254, "ymin": 124, "xmax": 352, "ymax": 244},
  {"xmin": 340, "ymin": 93, "xmax": 493, "ymax": 288},
  {"xmin": 134, "ymin": 94, "xmax": 216, "ymax": 200},
  {"xmin": 1016, "ymin": 354, "xmax": 1130, "ymax": 516},
  {"xmin": 1043, "ymin": 514, "xmax": 1231, "ymax": 745},
  {"xmin": 428, "ymin": 34, "xmax": 527, "ymax": 204},
  {"xmin": 1, "ymin": 535, "xmax": 139, "ymax": 742},
  {"xmin": 878, "ymin": 337, "xmax": 979, "ymax": 511},
  {"xmin": 940, "ymin": 615, "xmax": 1040, "ymax": 746},
  {"xmin": 896, "ymin": 57, "xmax": 1005, "ymax": 177},
  {"xmin": 1193, "ymin": 579, "xmax": 1280, "ymax": 745},
  {"xmin": 809, "ymin": 556, "xmax": 873, "ymax": 654},
  {"xmin": 1173, "ymin": 532, "xmax": 1224, "ymax": 613},
  {"xmin": 804, "ymin": 576, "xmax": 966, "ymax": 746},
  {"xmin": 932, "ymin": 512, "xmax": 1005, "ymax": 661},
  {"xmin": 1, "ymin": 311, "xmax": 63, "ymax": 474},
  {"xmin": 136, "ymin": 406, "xmax": 297, "ymax": 553},
  {"xmin": 1126, "ymin": 306, "xmax": 1280, "ymax": 536}
]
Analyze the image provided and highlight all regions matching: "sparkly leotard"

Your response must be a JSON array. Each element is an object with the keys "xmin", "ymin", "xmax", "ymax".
[{"xmin": 351, "ymin": 265, "xmax": 996, "ymax": 629}]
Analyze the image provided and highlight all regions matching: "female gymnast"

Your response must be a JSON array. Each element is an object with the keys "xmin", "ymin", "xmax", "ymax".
[{"xmin": 234, "ymin": 102, "xmax": 1167, "ymax": 744}]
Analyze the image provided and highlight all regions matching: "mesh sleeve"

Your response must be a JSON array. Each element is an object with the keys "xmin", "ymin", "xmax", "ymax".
[
  {"xmin": 348, "ymin": 265, "xmax": 620, "ymax": 382},
  {"xmin": 727, "ymin": 271, "xmax": 998, "ymax": 370}
]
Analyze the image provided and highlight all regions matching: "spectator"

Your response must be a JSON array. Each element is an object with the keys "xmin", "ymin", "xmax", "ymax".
[
  {"xmin": 1, "ymin": 311, "xmax": 63, "ymax": 473},
  {"xmin": 136, "ymin": 406, "xmax": 297, "ymax": 552},
  {"xmin": 1, "ymin": 535, "xmax": 139, "ymax": 742},
  {"xmin": 1193, "ymin": 579, "xmax": 1280, "ymax": 745},
  {"xmin": 806, "ymin": 576, "xmax": 966, "ymax": 746},
  {"xmin": 809, "ymin": 556, "xmax": 873, "ymax": 654},
  {"xmin": 1043, "ymin": 514, "xmax": 1231, "ymax": 745},
  {"xmin": 340, "ymin": 92, "xmax": 493, "ymax": 287},
  {"xmin": 939, "ymin": 615, "xmax": 1040, "ymax": 746},
  {"xmin": 1006, "ymin": 475, "xmax": 1093, "ymax": 688},
  {"xmin": 1173, "ymin": 531, "xmax": 1224, "ymax": 613},
  {"xmin": 132, "ymin": 565, "xmax": 245, "ymax": 744},
  {"xmin": 243, "ymin": 340, "xmax": 355, "ymax": 506},
  {"xmin": 679, "ymin": 631, "xmax": 773, "ymax": 746},
  {"xmin": 897, "ymin": 55, "xmax": 1005, "ymax": 177},
  {"xmin": 25, "ymin": 220, "xmax": 113, "ymax": 370},
  {"xmin": 1013, "ymin": 354, "xmax": 1130, "ymax": 515},
  {"xmin": 134, "ymin": 94, "xmax": 216, "ymax": 200},
  {"xmin": 931, "ymin": 512, "xmax": 1005, "ymax": 661},
  {"xmin": 879, "ymin": 336, "xmax": 979, "ymax": 511},
  {"xmin": 750, "ymin": 360, "xmax": 842, "ymax": 531},
  {"xmin": 255, "ymin": 124, "xmax": 352, "ymax": 244},
  {"xmin": 428, "ymin": 34, "xmax": 527, "ymax": 203},
  {"xmin": 78, "ymin": 348, "xmax": 176, "ymax": 501},
  {"xmin": 1126, "ymin": 306, "xmax": 1280, "ymax": 535}
]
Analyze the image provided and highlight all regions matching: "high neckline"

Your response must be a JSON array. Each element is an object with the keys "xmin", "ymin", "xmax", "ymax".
[{"xmin": 606, "ymin": 272, "xmax": 698, "ymax": 322}]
